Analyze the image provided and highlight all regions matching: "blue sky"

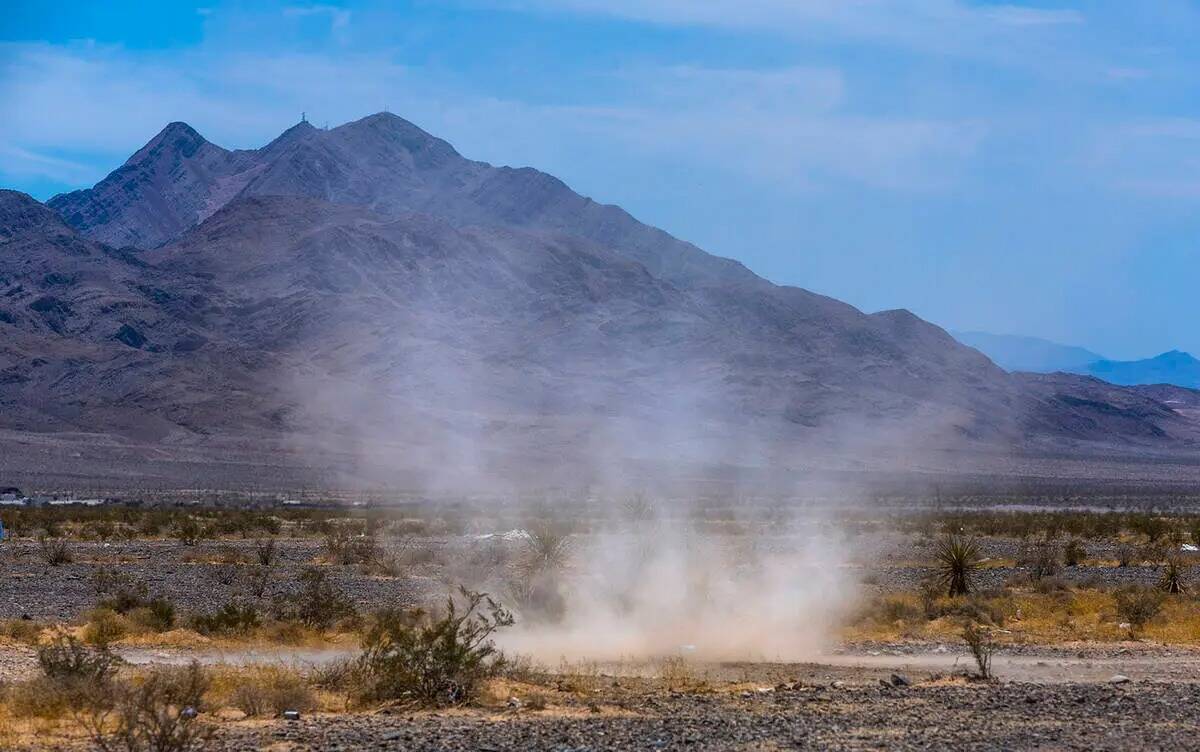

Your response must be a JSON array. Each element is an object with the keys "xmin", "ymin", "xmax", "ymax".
[{"xmin": 4, "ymin": 0, "xmax": 1200, "ymax": 359}]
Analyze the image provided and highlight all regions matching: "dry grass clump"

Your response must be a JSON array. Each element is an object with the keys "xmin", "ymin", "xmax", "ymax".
[
  {"xmin": 80, "ymin": 662, "xmax": 212, "ymax": 752},
  {"xmin": 1113, "ymin": 585, "xmax": 1165, "ymax": 638},
  {"xmin": 223, "ymin": 667, "xmax": 316, "ymax": 718},
  {"xmin": 38, "ymin": 535, "xmax": 73, "ymax": 566}
]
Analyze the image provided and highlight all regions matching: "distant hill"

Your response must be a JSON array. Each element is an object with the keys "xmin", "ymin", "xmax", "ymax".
[
  {"xmin": 952, "ymin": 331, "xmax": 1103, "ymax": 373},
  {"xmin": 1088, "ymin": 351, "xmax": 1200, "ymax": 389},
  {"xmin": 955, "ymin": 331, "xmax": 1200, "ymax": 389}
]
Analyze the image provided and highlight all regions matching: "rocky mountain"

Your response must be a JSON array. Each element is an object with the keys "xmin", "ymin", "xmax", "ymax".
[{"xmin": 2, "ymin": 114, "xmax": 1198, "ymax": 490}]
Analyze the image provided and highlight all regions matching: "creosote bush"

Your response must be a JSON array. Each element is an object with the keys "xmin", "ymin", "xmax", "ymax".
[
  {"xmin": 1063, "ymin": 539, "xmax": 1087, "ymax": 567},
  {"xmin": 191, "ymin": 602, "xmax": 261, "ymax": 636},
  {"xmin": 229, "ymin": 668, "xmax": 315, "ymax": 717},
  {"xmin": 961, "ymin": 623, "xmax": 996, "ymax": 681},
  {"xmin": 356, "ymin": 587, "xmax": 514, "ymax": 706},
  {"xmin": 39, "ymin": 535, "xmax": 73, "ymax": 566},
  {"xmin": 81, "ymin": 662, "xmax": 212, "ymax": 752},
  {"xmin": 38, "ymin": 632, "xmax": 119, "ymax": 684},
  {"xmin": 1113, "ymin": 585, "xmax": 1165, "ymax": 638},
  {"xmin": 282, "ymin": 567, "xmax": 357, "ymax": 630}
]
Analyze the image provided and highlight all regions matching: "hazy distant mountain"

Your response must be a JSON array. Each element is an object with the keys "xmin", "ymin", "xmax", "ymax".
[
  {"xmin": 952, "ymin": 331, "xmax": 1104, "ymax": 373},
  {"xmin": 1, "ymin": 114, "xmax": 1197, "ymax": 489},
  {"xmin": 1088, "ymin": 351, "xmax": 1200, "ymax": 389},
  {"xmin": 956, "ymin": 331, "xmax": 1200, "ymax": 389}
]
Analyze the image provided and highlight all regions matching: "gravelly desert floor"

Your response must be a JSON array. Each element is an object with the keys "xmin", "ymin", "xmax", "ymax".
[{"xmin": 203, "ymin": 679, "xmax": 1200, "ymax": 751}]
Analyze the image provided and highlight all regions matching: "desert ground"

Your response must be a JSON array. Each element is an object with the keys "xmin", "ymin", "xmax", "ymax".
[{"xmin": 3, "ymin": 496, "xmax": 1200, "ymax": 750}]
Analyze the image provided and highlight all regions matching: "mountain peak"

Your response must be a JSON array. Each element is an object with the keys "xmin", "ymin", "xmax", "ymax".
[
  {"xmin": 259, "ymin": 119, "xmax": 319, "ymax": 155},
  {"xmin": 336, "ymin": 112, "xmax": 459, "ymax": 156},
  {"xmin": 124, "ymin": 121, "xmax": 211, "ymax": 167}
]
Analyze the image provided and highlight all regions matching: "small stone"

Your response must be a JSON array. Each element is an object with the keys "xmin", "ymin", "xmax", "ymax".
[
  {"xmin": 180, "ymin": 707, "xmax": 198, "ymax": 720},
  {"xmin": 1109, "ymin": 675, "xmax": 1132, "ymax": 685},
  {"xmin": 890, "ymin": 673, "xmax": 910, "ymax": 687},
  {"xmin": 830, "ymin": 680, "xmax": 846, "ymax": 689}
]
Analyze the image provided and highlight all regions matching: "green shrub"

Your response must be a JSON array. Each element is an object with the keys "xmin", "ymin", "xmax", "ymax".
[
  {"xmin": 290, "ymin": 567, "xmax": 356, "ymax": 630},
  {"xmin": 356, "ymin": 588, "xmax": 513, "ymax": 706},
  {"xmin": 38, "ymin": 633, "xmax": 119, "ymax": 684},
  {"xmin": 190, "ymin": 603, "xmax": 261, "ymax": 636}
]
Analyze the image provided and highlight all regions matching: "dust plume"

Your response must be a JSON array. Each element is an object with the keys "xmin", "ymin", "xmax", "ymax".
[{"xmin": 491, "ymin": 506, "xmax": 856, "ymax": 663}]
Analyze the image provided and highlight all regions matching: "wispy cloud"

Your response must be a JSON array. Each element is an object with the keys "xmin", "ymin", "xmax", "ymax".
[
  {"xmin": 283, "ymin": 4, "xmax": 352, "ymax": 40},
  {"xmin": 487, "ymin": 0, "xmax": 1087, "ymax": 68}
]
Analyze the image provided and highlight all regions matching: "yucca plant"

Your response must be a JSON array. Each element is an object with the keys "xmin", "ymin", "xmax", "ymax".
[
  {"xmin": 934, "ymin": 534, "xmax": 982, "ymax": 597},
  {"xmin": 1158, "ymin": 555, "xmax": 1188, "ymax": 595}
]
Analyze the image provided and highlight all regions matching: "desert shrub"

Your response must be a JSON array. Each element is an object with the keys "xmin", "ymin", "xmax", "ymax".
[
  {"xmin": 356, "ymin": 588, "xmax": 513, "ymax": 706},
  {"xmin": 1031, "ymin": 576, "xmax": 1073, "ymax": 595},
  {"xmin": 93, "ymin": 570, "xmax": 176, "ymax": 631},
  {"xmin": 83, "ymin": 608, "xmax": 129, "ymax": 647},
  {"xmin": 129, "ymin": 601, "xmax": 177, "ymax": 633},
  {"xmin": 1018, "ymin": 539, "xmax": 1060, "ymax": 580},
  {"xmin": 171, "ymin": 517, "xmax": 202, "ymax": 546},
  {"xmin": 190, "ymin": 602, "xmax": 261, "ymax": 636},
  {"xmin": 289, "ymin": 567, "xmax": 356, "ymax": 630},
  {"xmin": 1130, "ymin": 516, "xmax": 1169, "ymax": 543},
  {"xmin": 961, "ymin": 623, "xmax": 996, "ymax": 680},
  {"xmin": 0, "ymin": 617, "xmax": 43, "ymax": 644},
  {"xmin": 81, "ymin": 662, "xmax": 212, "ymax": 752},
  {"xmin": 1116, "ymin": 543, "xmax": 1136, "ymax": 568},
  {"xmin": 253, "ymin": 538, "xmax": 277, "ymax": 567},
  {"xmin": 38, "ymin": 633, "xmax": 119, "ymax": 684},
  {"xmin": 215, "ymin": 545, "xmax": 246, "ymax": 566},
  {"xmin": 933, "ymin": 535, "xmax": 982, "ymax": 597},
  {"xmin": 230, "ymin": 668, "xmax": 315, "ymax": 717},
  {"xmin": 242, "ymin": 566, "xmax": 272, "ymax": 599},
  {"xmin": 1113, "ymin": 585, "xmax": 1165, "ymax": 637},
  {"xmin": 937, "ymin": 594, "xmax": 1008, "ymax": 627},
  {"xmin": 323, "ymin": 524, "xmax": 379, "ymax": 565},
  {"xmin": 94, "ymin": 569, "xmax": 149, "ymax": 607},
  {"xmin": 39, "ymin": 535, "xmax": 73, "ymax": 566},
  {"xmin": 522, "ymin": 520, "xmax": 573, "ymax": 572},
  {"xmin": 869, "ymin": 595, "xmax": 923, "ymax": 624},
  {"xmin": 505, "ymin": 568, "xmax": 566, "ymax": 625},
  {"xmin": 1063, "ymin": 539, "xmax": 1087, "ymax": 567},
  {"xmin": 1158, "ymin": 555, "xmax": 1189, "ymax": 595}
]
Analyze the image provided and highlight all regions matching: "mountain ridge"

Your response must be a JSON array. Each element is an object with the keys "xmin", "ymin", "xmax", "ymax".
[
  {"xmin": 955, "ymin": 330, "xmax": 1200, "ymax": 389},
  {"xmin": 3, "ymin": 115, "xmax": 1198, "ymax": 490}
]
